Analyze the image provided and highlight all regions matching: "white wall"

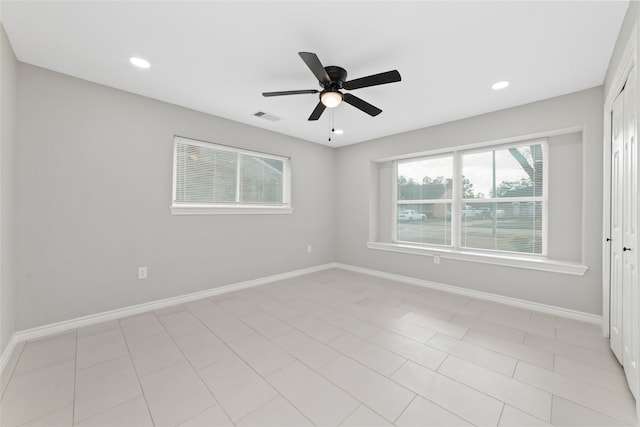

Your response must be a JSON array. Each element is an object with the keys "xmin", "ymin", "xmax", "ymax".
[
  {"xmin": 0, "ymin": 24, "xmax": 17, "ymax": 356},
  {"xmin": 336, "ymin": 87, "xmax": 604, "ymax": 314},
  {"xmin": 605, "ymin": 1, "xmax": 638, "ymax": 96},
  {"xmin": 15, "ymin": 64, "xmax": 336, "ymax": 331}
]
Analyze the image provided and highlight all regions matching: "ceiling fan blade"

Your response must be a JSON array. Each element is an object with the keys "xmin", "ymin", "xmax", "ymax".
[
  {"xmin": 308, "ymin": 101, "xmax": 326, "ymax": 121},
  {"xmin": 262, "ymin": 89, "xmax": 319, "ymax": 97},
  {"xmin": 299, "ymin": 52, "xmax": 331, "ymax": 84},
  {"xmin": 343, "ymin": 93, "xmax": 382, "ymax": 117},
  {"xmin": 343, "ymin": 70, "xmax": 401, "ymax": 91}
]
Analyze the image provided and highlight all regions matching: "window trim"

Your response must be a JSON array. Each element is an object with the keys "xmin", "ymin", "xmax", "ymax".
[
  {"xmin": 170, "ymin": 136, "xmax": 292, "ymax": 215},
  {"xmin": 366, "ymin": 241, "xmax": 588, "ymax": 276},
  {"xmin": 392, "ymin": 138, "xmax": 548, "ymax": 256}
]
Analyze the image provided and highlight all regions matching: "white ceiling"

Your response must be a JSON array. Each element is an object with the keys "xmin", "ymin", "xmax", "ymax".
[{"xmin": 0, "ymin": 0, "xmax": 629, "ymax": 147}]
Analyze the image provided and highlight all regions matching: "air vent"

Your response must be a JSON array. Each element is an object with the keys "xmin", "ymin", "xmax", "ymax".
[{"xmin": 253, "ymin": 111, "xmax": 282, "ymax": 122}]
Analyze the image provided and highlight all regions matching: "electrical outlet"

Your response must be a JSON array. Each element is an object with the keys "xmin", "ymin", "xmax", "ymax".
[
  {"xmin": 307, "ymin": 245, "xmax": 312, "ymax": 253},
  {"xmin": 138, "ymin": 266, "xmax": 148, "ymax": 280},
  {"xmin": 433, "ymin": 255, "xmax": 440, "ymax": 265}
]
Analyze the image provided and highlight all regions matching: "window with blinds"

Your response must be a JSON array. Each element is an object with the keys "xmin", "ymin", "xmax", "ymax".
[
  {"xmin": 394, "ymin": 139, "xmax": 547, "ymax": 256},
  {"xmin": 460, "ymin": 143, "xmax": 545, "ymax": 254},
  {"xmin": 171, "ymin": 137, "xmax": 291, "ymax": 214}
]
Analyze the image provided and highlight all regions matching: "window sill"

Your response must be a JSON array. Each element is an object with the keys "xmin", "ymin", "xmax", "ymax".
[
  {"xmin": 366, "ymin": 242, "xmax": 588, "ymax": 276},
  {"xmin": 170, "ymin": 205, "xmax": 293, "ymax": 215}
]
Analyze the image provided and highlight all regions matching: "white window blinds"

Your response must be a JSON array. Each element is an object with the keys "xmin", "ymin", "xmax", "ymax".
[
  {"xmin": 172, "ymin": 137, "xmax": 291, "ymax": 214},
  {"xmin": 394, "ymin": 139, "xmax": 547, "ymax": 256}
]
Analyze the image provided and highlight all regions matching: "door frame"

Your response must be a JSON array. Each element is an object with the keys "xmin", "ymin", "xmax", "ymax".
[{"xmin": 603, "ymin": 24, "xmax": 637, "ymax": 338}]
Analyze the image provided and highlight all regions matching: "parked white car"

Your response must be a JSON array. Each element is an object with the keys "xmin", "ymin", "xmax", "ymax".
[{"xmin": 398, "ymin": 210, "xmax": 426, "ymax": 222}]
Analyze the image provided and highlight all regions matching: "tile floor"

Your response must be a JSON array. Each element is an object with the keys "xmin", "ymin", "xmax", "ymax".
[{"xmin": 0, "ymin": 268, "xmax": 636, "ymax": 426}]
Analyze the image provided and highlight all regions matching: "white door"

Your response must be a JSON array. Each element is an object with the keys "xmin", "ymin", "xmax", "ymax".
[
  {"xmin": 611, "ymin": 91, "xmax": 624, "ymax": 362},
  {"xmin": 622, "ymin": 68, "xmax": 638, "ymax": 399},
  {"xmin": 610, "ymin": 68, "xmax": 639, "ymax": 399}
]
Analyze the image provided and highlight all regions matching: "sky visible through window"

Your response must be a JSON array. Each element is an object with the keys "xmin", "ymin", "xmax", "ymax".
[{"xmin": 398, "ymin": 149, "xmax": 532, "ymax": 197}]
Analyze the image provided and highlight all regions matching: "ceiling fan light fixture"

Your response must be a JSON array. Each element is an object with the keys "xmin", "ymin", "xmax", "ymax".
[{"xmin": 321, "ymin": 91, "xmax": 343, "ymax": 108}]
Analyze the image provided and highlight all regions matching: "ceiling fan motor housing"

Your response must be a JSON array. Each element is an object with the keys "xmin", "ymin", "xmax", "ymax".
[{"xmin": 323, "ymin": 66, "xmax": 347, "ymax": 90}]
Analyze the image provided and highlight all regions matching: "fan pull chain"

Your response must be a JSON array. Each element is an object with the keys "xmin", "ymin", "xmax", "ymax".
[{"xmin": 328, "ymin": 109, "xmax": 334, "ymax": 142}]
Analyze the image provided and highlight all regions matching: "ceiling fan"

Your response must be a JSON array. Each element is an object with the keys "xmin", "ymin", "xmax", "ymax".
[{"xmin": 262, "ymin": 52, "xmax": 401, "ymax": 121}]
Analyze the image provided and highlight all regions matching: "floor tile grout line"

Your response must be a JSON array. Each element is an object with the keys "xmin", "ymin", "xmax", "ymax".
[
  {"xmin": 392, "ymin": 393, "xmax": 418, "ymax": 425},
  {"xmin": 148, "ymin": 309, "xmax": 240, "ymax": 426},
  {"xmin": 73, "ymin": 394, "xmax": 155, "ymax": 426},
  {"xmin": 434, "ymin": 355, "xmax": 554, "ymax": 423},
  {"xmin": 189, "ymin": 310, "xmax": 300, "ymax": 424},
  {"xmin": 251, "ymin": 317, "xmax": 423, "ymax": 425},
  {"xmin": 314, "ymin": 351, "xmax": 428, "ymax": 423},
  {"xmin": 4, "ymin": 332, "xmax": 77, "ymax": 381},
  {"xmin": 388, "ymin": 358, "xmax": 411, "ymax": 379},
  {"xmin": 496, "ymin": 402, "xmax": 507, "ymax": 426},
  {"xmin": 371, "ymin": 315, "xmax": 439, "ymax": 344},
  {"xmin": 119, "ymin": 316, "xmax": 159, "ymax": 427},
  {"xmin": 477, "ymin": 314, "xmax": 559, "ymax": 339},
  {"xmin": 335, "ymin": 403, "xmax": 362, "ymax": 427},
  {"xmin": 423, "ymin": 333, "xmax": 520, "ymax": 377},
  {"xmin": 484, "ymin": 353, "xmax": 632, "ymax": 423},
  {"xmin": 303, "ymin": 355, "xmax": 409, "ymax": 426},
  {"xmin": 174, "ymin": 402, "xmax": 222, "ymax": 427},
  {"xmin": 521, "ymin": 339, "xmax": 622, "ymax": 375},
  {"xmin": 236, "ymin": 384, "xmax": 316, "ymax": 427},
  {"xmin": 465, "ymin": 330, "xmax": 622, "ymax": 378},
  {"xmin": 323, "ymin": 330, "xmax": 408, "ymax": 376},
  {"xmin": 512, "ymin": 360, "xmax": 635, "ymax": 425},
  {"xmin": 389, "ymin": 364, "xmax": 498, "ymax": 427},
  {"xmin": 549, "ymin": 392, "xmax": 635, "ymax": 426},
  {"xmin": 10, "ymin": 332, "xmax": 78, "ymax": 427}
]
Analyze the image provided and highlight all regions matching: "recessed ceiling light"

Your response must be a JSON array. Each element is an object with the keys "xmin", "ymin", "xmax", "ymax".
[
  {"xmin": 129, "ymin": 57, "xmax": 150, "ymax": 69},
  {"xmin": 333, "ymin": 129, "xmax": 344, "ymax": 135},
  {"xmin": 491, "ymin": 81, "xmax": 510, "ymax": 90}
]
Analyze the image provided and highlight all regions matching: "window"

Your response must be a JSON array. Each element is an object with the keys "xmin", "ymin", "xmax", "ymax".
[
  {"xmin": 395, "ymin": 139, "xmax": 546, "ymax": 256},
  {"xmin": 397, "ymin": 155, "xmax": 453, "ymax": 246},
  {"xmin": 171, "ymin": 136, "xmax": 291, "ymax": 214}
]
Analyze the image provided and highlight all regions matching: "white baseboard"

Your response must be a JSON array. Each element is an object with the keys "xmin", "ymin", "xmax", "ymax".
[
  {"xmin": 15, "ymin": 263, "xmax": 335, "ymax": 343},
  {"xmin": 334, "ymin": 263, "xmax": 602, "ymax": 325},
  {"xmin": 0, "ymin": 334, "xmax": 17, "ymax": 378},
  {"xmin": 10, "ymin": 260, "xmax": 602, "ymax": 356}
]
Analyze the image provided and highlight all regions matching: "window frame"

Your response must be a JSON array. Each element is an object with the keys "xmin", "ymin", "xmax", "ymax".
[
  {"xmin": 392, "ymin": 138, "xmax": 548, "ymax": 257},
  {"xmin": 170, "ymin": 136, "xmax": 292, "ymax": 215}
]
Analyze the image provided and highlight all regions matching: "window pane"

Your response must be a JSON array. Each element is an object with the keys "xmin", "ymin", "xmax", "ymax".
[
  {"xmin": 462, "ymin": 144, "xmax": 544, "ymax": 198},
  {"xmin": 460, "ymin": 201, "xmax": 542, "ymax": 254},
  {"xmin": 494, "ymin": 145, "xmax": 543, "ymax": 197},
  {"xmin": 240, "ymin": 155, "xmax": 283, "ymax": 204},
  {"xmin": 461, "ymin": 151, "xmax": 492, "ymax": 199},
  {"xmin": 397, "ymin": 203, "xmax": 451, "ymax": 246},
  {"xmin": 398, "ymin": 157, "xmax": 453, "ymax": 200},
  {"xmin": 175, "ymin": 143, "xmax": 237, "ymax": 203}
]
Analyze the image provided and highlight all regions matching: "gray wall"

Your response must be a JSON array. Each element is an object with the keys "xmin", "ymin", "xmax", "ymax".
[
  {"xmin": 336, "ymin": 87, "xmax": 604, "ymax": 315},
  {"xmin": 15, "ymin": 64, "xmax": 336, "ymax": 331},
  {"xmin": 0, "ymin": 24, "xmax": 17, "ymax": 355}
]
